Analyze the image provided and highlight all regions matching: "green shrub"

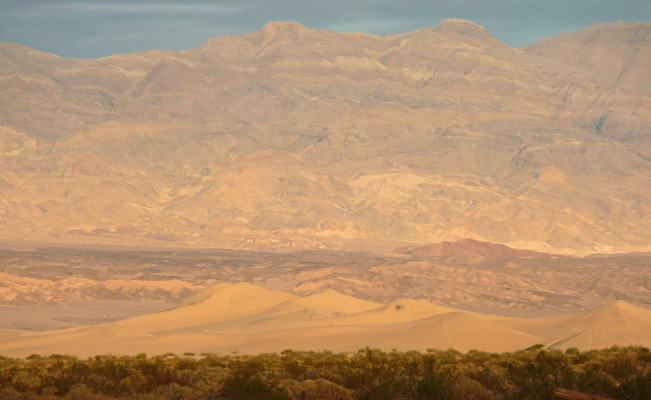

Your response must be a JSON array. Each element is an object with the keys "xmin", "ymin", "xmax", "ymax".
[
  {"xmin": 616, "ymin": 372, "xmax": 651, "ymax": 400},
  {"xmin": 220, "ymin": 374, "xmax": 290, "ymax": 400},
  {"xmin": 151, "ymin": 383, "xmax": 196, "ymax": 400},
  {"xmin": 1, "ymin": 346, "xmax": 650, "ymax": 400},
  {"xmin": 0, "ymin": 388, "xmax": 23, "ymax": 400},
  {"xmin": 281, "ymin": 378, "xmax": 352, "ymax": 400}
]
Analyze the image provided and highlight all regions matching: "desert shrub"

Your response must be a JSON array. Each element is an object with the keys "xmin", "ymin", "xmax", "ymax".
[
  {"xmin": 120, "ymin": 370, "xmax": 149, "ymax": 394},
  {"xmin": 151, "ymin": 383, "xmax": 195, "ymax": 400},
  {"xmin": 416, "ymin": 369, "xmax": 457, "ymax": 399},
  {"xmin": 2, "ymin": 346, "xmax": 650, "ymax": 399},
  {"xmin": 11, "ymin": 370, "xmax": 42, "ymax": 393},
  {"xmin": 426, "ymin": 348, "xmax": 463, "ymax": 366},
  {"xmin": 38, "ymin": 355, "xmax": 80, "ymax": 395},
  {"xmin": 278, "ymin": 379, "xmax": 303, "ymax": 399},
  {"xmin": 280, "ymin": 350, "xmax": 307, "ymax": 378},
  {"xmin": 64, "ymin": 383, "xmax": 105, "ymax": 400},
  {"xmin": 564, "ymin": 347, "xmax": 593, "ymax": 365},
  {"xmin": 575, "ymin": 368, "xmax": 619, "ymax": 398},
  {"xmin": 0, "ymin": 388, "xmax": 23, "ymax": 400},
  {"xmin": 281, "ymin": 378, "xmax": 352, "ymax": 400},
  {"xmin": 84, "ymin": 355, "xmax": 133, "ymax": 397},
  {"xmin": 190, "ymin": 366, "xmax": 227, "ymax": 396},
  {"xmin": 132, "ymin": 356, "xmax": 179, "ymax": 391},
  {"xmin": 452, "ymin": 375, "xmax": 493, "ymax": 400},
  {"xmin": 615, "ymin": 372, "xmax": 651, "ymax": 400},
  {"xmin": 346, "ymin": 348, "xmax": 420, "ymax": 399},
  {"xmin": 465, "ymin": 364, "xmax": 511, "ymax": 394},
  {"xmin": 501, "ymin": 356, "xmax": 556, "ymax": 399},
  {"xmin": 605, "ymin": 353, "xmax": 640, "ymax": 381},
  {"xmin": 307, "ymin": 378, "xmax": 353, "ymax": 400},
  {"xmin": 356, "ymin": 382, "xmax": 404, "ymax": 399},
  {"xmin": 220, "ymin": 374, "xmax": 290, "ymax": 400},
  {"xmin": 463, "ymin": 349, "xmax": 500, "ymax": 365}
]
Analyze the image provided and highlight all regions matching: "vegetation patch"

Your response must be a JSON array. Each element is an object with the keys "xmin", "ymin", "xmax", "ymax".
[{"xmin": 0, "ymin": 346, "xmax": 649, "ymax": 399}]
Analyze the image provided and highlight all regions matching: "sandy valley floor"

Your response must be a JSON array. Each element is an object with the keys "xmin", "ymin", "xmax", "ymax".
[{"xmin": 0, "ymin": 245, "xmax": 649, "ymax": 356}]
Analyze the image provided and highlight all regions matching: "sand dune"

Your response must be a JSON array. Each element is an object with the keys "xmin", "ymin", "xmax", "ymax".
[
  {"xmin": 0, "ymin": 283, "xmax": 649, "ymax": 358},
  {"xmin": 217, "ymin": 291, "xmax": 384, "ymax": 332},
  {"xmin": 328, "ymin": 299, "xmax": 462, "ymax": 326},
  {"xmin": 0, "ymin": 329, "xmax": 36, "ymax": 341},
  {"xmin": 357, "ymin": 312, "xmax": 541, "ymax": 353},
  {"xmin": 290, "ymin": 289, "xmax": 383, "ymax": 315},
  {"xmin": 112, "ymin": 282, "xmax": 298, "ymax": 333},
  {"xmin": 495, "ymin": 300, "xmax": 651, "ymax": 350},
  {"xmin": 546, "ymin": 330, "xmax": 651, "ymax": 350}
]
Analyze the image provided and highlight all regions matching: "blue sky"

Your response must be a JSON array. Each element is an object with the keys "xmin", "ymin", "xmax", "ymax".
[{"xmin": 1, "ymin": 0, "xmax": 649, "ymax": 58}]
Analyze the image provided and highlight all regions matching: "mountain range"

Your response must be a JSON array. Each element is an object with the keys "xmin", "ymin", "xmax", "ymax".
[{"xmin": 1, "ymin": 19, "xmax": 650, "ymax": 254}]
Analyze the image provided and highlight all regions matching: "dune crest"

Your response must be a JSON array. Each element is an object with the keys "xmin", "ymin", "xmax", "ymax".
[
  {"xmin": 497, "ymin": 299, "xmax": 651, "ymax": 350},
  {"xmin": 0, "ymin": 283, "xmax": 649, "ymax": 358},
  {"xmin": 291, "ymin": 289, "xmax": 383, "ymax": 315},
  {"xmin": 177, "ymin": 281, "xmax": 295, "ymax": 308}
]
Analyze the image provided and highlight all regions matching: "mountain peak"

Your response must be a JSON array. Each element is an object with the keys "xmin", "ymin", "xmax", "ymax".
[
  {"xmin": 434, "ymin": 19, "xmax": 486, "ymax": 30},
  {"xmin": 425, "ymin": 19, "xmax": 507, "ymax": 49},
  {"xmin": 261, "ymin": 21, "xmax": 308, "ymax": 32},
  {"xmin": 430, "ymin": 19, "xmax": 489, "ymax": 37},
  {"xmin": 242, "ymin": 21, "xmax": 310, "ymax": 48},
  {"xmin": 258, "ymin": 21, "xmax": 309, "ymax": 41}
]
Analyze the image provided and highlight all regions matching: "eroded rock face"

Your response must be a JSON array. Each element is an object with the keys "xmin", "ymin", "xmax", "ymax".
[{"xmin": 0, "ymin": 20, "xmax": 650, "ymax": 255}]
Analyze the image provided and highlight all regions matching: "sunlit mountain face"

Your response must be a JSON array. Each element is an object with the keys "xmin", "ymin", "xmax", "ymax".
[{"xmin": 0, "ymin": 20, "xmax": 649, "ymax": 255}]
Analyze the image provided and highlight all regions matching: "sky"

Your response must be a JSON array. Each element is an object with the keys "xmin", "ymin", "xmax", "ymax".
[{"xmin": 1, "ymin": 0, "xmax": 650, "ymax": 59}]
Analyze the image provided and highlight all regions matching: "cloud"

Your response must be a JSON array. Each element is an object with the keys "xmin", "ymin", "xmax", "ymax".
[{"xmin": 32, "ymin": 1, "xmax": 242, "ymax": 16}]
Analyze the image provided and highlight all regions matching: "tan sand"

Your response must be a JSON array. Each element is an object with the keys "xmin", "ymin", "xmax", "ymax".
[{"xmin": 0, "ymin": 283, "xmax": 649, "ymax": 358}]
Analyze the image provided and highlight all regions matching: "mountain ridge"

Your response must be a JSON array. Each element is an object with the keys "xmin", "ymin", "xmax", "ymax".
[
  {"xmin": 0, "ymin": 20, "xmax": 649, "ymax": 255},
  {"xmin": 394, "ymin": 238, "xmax": 559, "ymax": 257},
  {"xmin": 522, "ymin": 20, "xmax": 651, "ymax": 92}
]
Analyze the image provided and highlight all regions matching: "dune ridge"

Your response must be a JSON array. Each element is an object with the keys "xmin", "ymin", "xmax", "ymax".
[{"xmin": 0, "ymin": 282, "xmax": 649, "ymax": 358}]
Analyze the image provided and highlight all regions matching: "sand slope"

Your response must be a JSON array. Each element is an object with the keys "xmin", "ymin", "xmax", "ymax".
[
  {"xmin": 114, "ymin": 282, "xmax": 298, "ymax": 333},
  {"xmin": 0, "ymin": 283, "xmax": 649, "ymax": 358},
  {"xmin": 497, "ymin": 300, "xmax": 651, "ymax": 350}
]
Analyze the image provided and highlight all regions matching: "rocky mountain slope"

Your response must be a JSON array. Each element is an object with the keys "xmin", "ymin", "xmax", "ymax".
[
  {"xmin": 393, "ymin": 238, "xmax": 556, "ymax": 257},
  {"xmin": 1, "ymin": 20, "xmax": 650, "ymax": 254}
]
